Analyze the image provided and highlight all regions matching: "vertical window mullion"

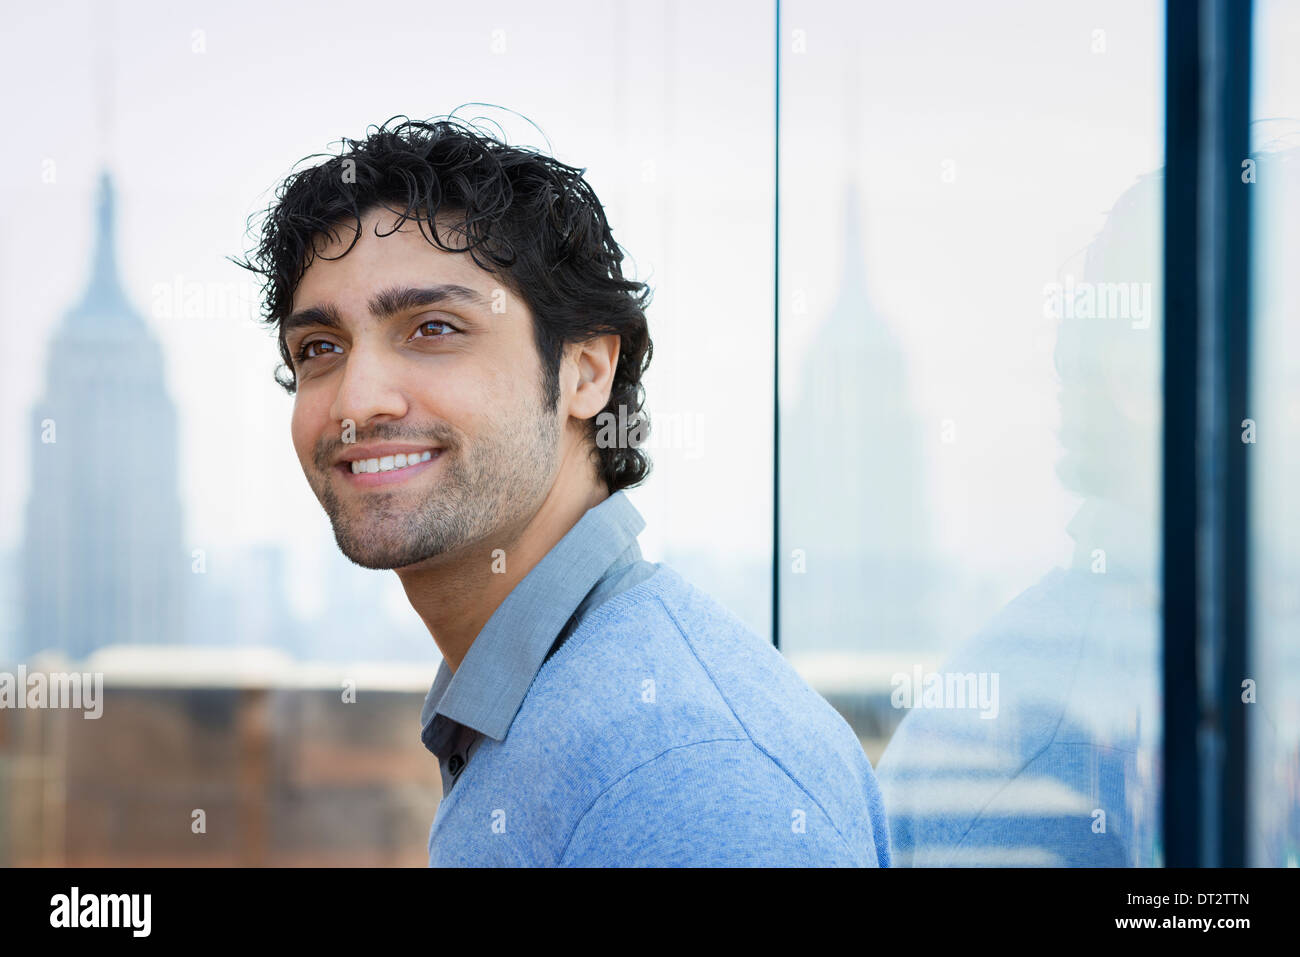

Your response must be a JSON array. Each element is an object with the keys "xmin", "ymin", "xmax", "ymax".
[
  {"xmin": 1163, "ymin": 0, "xmax": 1204, "ymax": 868},
  {"xmin": 772, "ymin": 0, "xmax": 783, "ymax": 651},
  {"xmin": 1162, "ymin": 0, "xmax": 1252, "ymax": 868}
]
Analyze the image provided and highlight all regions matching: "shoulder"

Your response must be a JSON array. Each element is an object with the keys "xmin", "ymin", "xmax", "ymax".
[
  {"xmin": 512, "ymin": 564, "xmax": 889, "ymax": 865},
  {"xmin": 524, "ymin": 564, "xmax": 863, "ymax": 776},
  {"xmin": 874, "ymin": 568, "xmax": 1146, "ymax": 866},
  {"xmin": 502, "ymin": 566, "xmax": 757, "ymax": 808},
  {"xmin": 558, "ymin": 736, "xmax": 877, "ymax": 866}
]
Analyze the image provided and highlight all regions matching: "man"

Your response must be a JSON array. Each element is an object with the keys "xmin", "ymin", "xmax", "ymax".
[{"xmin": 236, "ymin": 115, "xmax": 890, "ymax": 866}]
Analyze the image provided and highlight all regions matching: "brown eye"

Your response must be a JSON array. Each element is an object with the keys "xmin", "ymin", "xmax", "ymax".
[
  {"xmin": 412, "ymin": 319, "xmax": 456, "ymax": 339},
  {"xmin": 298, "ymin": 339, "xmax": 342, "ymax": 361}
]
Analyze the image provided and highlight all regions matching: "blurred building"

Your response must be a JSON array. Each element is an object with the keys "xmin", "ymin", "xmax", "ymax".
[
  {"xmin": 21, "ymin": 172, "xmax": 187, "ymax": 659},
  {"xmin": 782, "ymin": 181, "xmax": 938, "ymax": 658},
  {"xmin": 0, "ymin": 656, "xmax": 440, "ymax": 867}
]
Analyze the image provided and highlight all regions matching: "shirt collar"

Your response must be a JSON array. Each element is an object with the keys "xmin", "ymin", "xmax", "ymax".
[{"xmin": 420, "ymin": 490, "xmax": 646, "ymax": 752}]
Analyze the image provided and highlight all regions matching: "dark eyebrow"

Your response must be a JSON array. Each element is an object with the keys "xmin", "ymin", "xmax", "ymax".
[
  {"xmin": 368, "ymin": 283, "xmax": 490, "ymax": 318},
  {"xmin": 281, "ymin": 283, "xmax": 490, "ymax": 341},
  {"xmin": 280, "ymin": 303, "xmax": 343, "ymax": 340}
]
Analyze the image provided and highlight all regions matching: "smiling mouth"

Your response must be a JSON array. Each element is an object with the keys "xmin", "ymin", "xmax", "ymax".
[
  {"xmin": 344, "ymin": 450, "xmax": 437, "ymax": 475},
  {"xmin": 332, "ymin": 448, "xmax": 445, "ymax": 487}
]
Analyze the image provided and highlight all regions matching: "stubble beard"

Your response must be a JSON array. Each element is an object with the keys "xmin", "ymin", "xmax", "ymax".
[{"xmin": 314, "ymin": 398, "xmax": 561, "ymax": 571}]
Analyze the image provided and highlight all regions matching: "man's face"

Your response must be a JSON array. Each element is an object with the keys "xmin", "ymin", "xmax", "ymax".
[{"xmin": 285, "ymin": 207, "xmax": 561, "ymax": 570}]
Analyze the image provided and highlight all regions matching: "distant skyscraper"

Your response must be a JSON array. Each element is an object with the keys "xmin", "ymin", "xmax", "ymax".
[
  {"xmin": 21, "ymin": 172, "xmax": 186, "ymax": 659},
  {"xmin": 781, "ymin": 180, "xmax": 936, "ymax": 655}
]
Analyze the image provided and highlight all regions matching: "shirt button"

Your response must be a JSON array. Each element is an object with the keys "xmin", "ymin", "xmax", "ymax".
[{"xmin": 448, "ymin": 754, "xmax": 464, "ymax": 775}]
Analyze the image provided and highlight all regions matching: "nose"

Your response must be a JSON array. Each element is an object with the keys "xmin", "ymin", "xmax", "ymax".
[{"xmin": 327, "ymin": 339, "xmax": 409, "ymax": 433}]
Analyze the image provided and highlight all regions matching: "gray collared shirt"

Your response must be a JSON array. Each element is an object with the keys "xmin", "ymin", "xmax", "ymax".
[{"xmin": 419, "ymin": 490, "xmax": 659, "ymax": 798}]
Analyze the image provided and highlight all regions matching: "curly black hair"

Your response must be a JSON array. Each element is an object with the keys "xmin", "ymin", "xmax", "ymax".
[{"xmin": 232, "ymin": 113, "xmax": 654, "ymax": 493}]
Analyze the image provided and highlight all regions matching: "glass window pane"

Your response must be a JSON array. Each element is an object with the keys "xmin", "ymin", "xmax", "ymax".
[
  {"xmin": 779, "ymin": 0, "xmax": 1165, "ymax": 865},
  {"xmin": 0, "ymin": 0, "xmax": 769, "ymax": 865},
  {"xmin": 1248, "ymin": 0, "xmax": 1300, "ymax": 869}
]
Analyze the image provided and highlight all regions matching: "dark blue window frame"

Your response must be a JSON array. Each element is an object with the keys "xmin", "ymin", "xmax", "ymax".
[{"xmin": 1162, "ymin": 0, "xmax": 1252, "ymax": 868}]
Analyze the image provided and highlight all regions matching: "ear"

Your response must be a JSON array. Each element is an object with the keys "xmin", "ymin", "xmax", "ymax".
[{"xmin": 566, "ymin": 334, "xmax": 621, "ymax": 421}]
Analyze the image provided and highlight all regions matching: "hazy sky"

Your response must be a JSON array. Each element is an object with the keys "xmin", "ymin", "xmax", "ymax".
[{"xmin": 0, "ymin": 0, "xmax": 1178, "ymax": 632}]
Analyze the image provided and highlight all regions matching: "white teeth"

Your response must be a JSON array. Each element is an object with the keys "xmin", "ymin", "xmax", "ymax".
[{"xmin": 348, "ymin": 450, "xmax": 437, "ymax": 474}]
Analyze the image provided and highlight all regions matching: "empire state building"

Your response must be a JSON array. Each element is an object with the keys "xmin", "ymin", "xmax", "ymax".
[{"xmin": 21, "ymin": 172, "xmax": 186, "ymax": 661}]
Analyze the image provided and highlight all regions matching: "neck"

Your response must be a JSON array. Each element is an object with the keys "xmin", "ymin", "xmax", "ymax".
[{"xmin": 395, "ymin": 448, "xmax": 610, "ymax": 673}]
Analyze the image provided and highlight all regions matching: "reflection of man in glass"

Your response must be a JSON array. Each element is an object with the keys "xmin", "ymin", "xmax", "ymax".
[
  {"xmin": 236, "ymin": 116, "xmax": 891, "ymax": 866},
  {"xmin": 875, "ymin": 166, "xmax": 1164, "ymax": 866},
  {"xmin": 877, "ymin": 140, "xmax": 1300, "ymax": 868}
]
